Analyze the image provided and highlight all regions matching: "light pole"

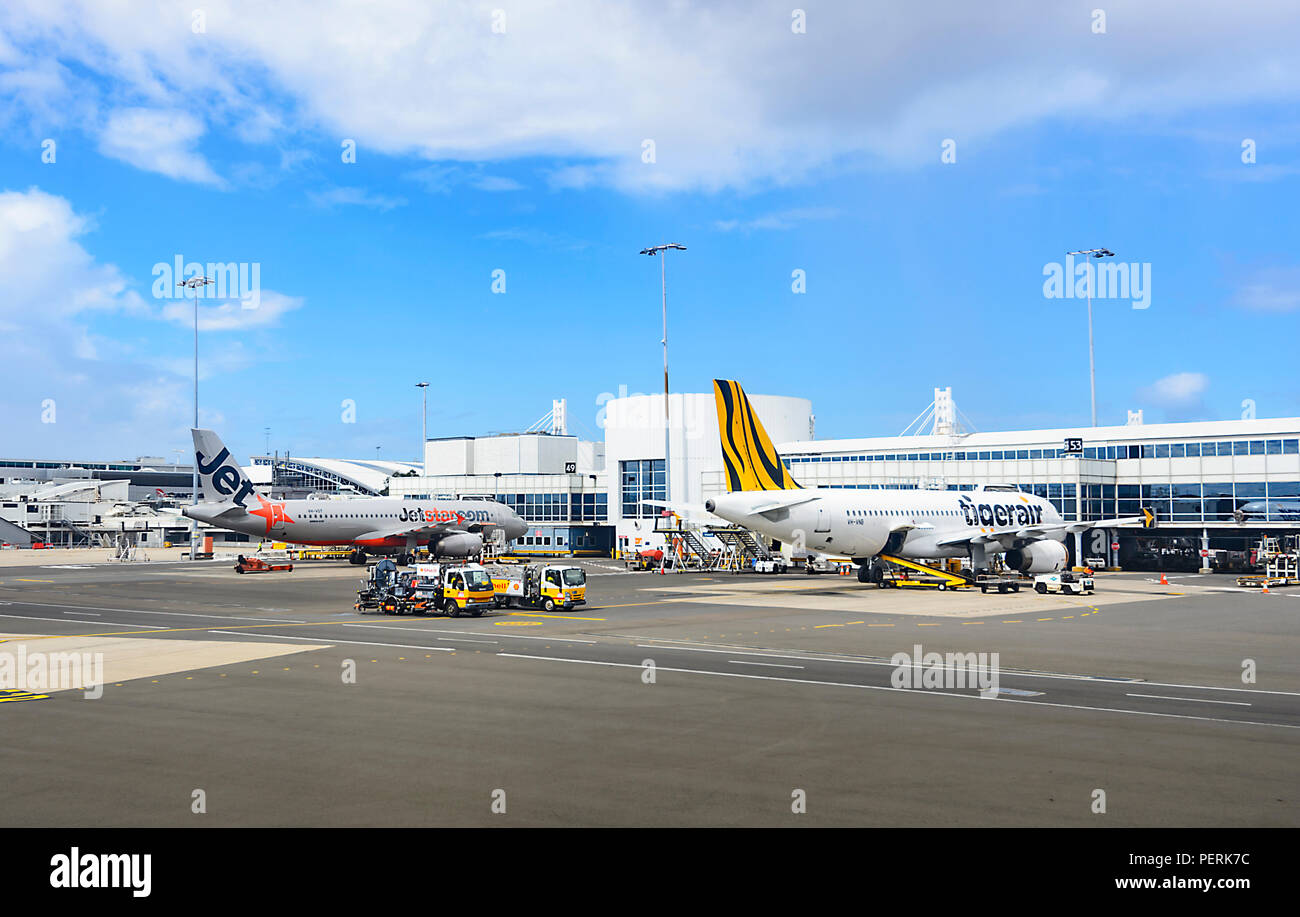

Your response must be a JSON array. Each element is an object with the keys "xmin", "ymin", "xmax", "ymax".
[
  {"xmin": 639, "ymin": 243, "xmax": 686, "ymax": 508},
  {"xmin": 415, "ymin": 382, "xmax": 429, "ymax": 473},
  {"xmin": 1066, "ymin": 248, "xmax": 1113, "ymax": 427},
  {"xmin": 178, "ymin": 274, "xmax": 213, "ymax": 557}
]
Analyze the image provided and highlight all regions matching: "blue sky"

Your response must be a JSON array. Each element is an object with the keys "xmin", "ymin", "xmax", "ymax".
[{"xmin": 1, "ymin": 1, "xmax": 1298, "ymax": 462}]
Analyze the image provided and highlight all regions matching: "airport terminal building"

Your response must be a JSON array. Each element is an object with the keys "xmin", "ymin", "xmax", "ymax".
[
  {"xmin": 3, "ymin": 390, "xmax": 1296, "ymax": 570},
  {"xmin": 381, "ymin": 388, "xmax": 1300, "ymax": 570}
]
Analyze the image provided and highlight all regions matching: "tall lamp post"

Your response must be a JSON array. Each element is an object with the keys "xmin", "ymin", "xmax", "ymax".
[
  {"xmin": 639, "ymin": 243, "xmax": 686, "ymax": 508},
  {"xmin": 1066, "ymin": 248, "xmax": 1114, "ymax": 427},
  {"xmin": 415, "ymin": 382, "xmax": 429, "ymax": 473},
  {"xmin": 178, "ymin": 274, "xmax": 213, "ymax": 557}
]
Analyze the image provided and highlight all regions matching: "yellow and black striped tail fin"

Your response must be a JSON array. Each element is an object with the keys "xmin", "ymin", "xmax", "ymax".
[{"xmin": 713, "ymin": 379, "xmax": 802, "ymax": 492}]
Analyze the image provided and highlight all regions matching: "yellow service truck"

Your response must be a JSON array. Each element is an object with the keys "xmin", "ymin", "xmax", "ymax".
[
  {"xmin": 411, "ymin": 562, "xmax": 497, "ymax": 616},
  {"xmin": 489, "ymin": 563, "xmax": 587, "ymax": 612}
]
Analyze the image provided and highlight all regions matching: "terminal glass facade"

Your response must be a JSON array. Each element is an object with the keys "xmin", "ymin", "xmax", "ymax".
[
  {"xmin": 620, "ymin": 459, "xmax": 665, "ymax": 519},
  {"xmin": 494, "ymin": 492, "xmax": 607, "ymax": 523}
]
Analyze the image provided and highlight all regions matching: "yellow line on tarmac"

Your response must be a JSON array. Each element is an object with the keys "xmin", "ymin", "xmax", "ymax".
[
  {"xmin": 592, "ymin": 601, "xmax": 671, "ymax": 610},
  {"xmin": 507, "ymin": 612, "xmax": 607, "ymax": 621},
  {"xmin": 813, "ymin": 623, "xmax": 843, "ymax": 628},
  {"xmin": 867, "ymin": 623, "xmax": 894, "ymax": 627},
  {"xmin": 916, "ymin": 622, "xmax": 940, "ymax": 626}
]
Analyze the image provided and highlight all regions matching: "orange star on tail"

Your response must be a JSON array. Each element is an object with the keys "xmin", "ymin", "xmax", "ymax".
[{"xmin": 249, "ymin": 494, "xmax": 295, "ymax": 535}]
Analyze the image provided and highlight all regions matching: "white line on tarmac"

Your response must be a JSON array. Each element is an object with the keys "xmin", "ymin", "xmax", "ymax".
[
  {"xmin": 728, "ymin": 660, "xmax": 805, "ymax": 669},
  {"xmin": 1127, "ymin": 693, "xmax": 1251, "ymax": 706},
  {"xmin": 0, "ymin": 613, "xmax": 157, "ymax": 628},
  {"xmin": 4, "ymin": 600, "xmax": 305, "ymax": 624},
  {"xmin": 207, "ymin": 630, "xmax": 455, "ymax": 652},
  {"xmin": 341, "ymin": 624, "xmax": 497, "ymax": 643},
  {"xmin": 498, "ymin": 654, "xmax": 1300, "ymax": 730},
  {"xmin": 639, "ymin": 643, "xmax": 1300, "ymax": 697},
  {"xmin": 342, "ymin": 623, "xmax": 595, "ymax": 643}
]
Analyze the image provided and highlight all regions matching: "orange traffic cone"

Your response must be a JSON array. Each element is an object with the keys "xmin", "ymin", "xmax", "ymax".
[
  {"xmin": 1159, "ymin": 573, "xmax": 1168, "ymax": 585},
  {"xmin": 1262, "ymin": 581, "xmax": 1270, "ymax": 594}
]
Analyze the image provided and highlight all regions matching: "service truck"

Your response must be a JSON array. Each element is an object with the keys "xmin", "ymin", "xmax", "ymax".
[
  {"xmin": 411, "ymin": 562, "xmax": 496, "ymax": 616},
  {"xmin": 355, "ymin": 561, "xmax": 495, "ymax": 615},
  {"xmin": 488, "ymin": 562, "xmax": 587, "ymax": 611}
]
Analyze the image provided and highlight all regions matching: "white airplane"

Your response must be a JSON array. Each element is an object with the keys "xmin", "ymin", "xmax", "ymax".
[
  {"xmin": 694, "ymin": 380, "xmax": 1148, "ymax": 583},
  {"xmin": 182, "ymin": 429, "xmax": 527, "ymax": 564}
]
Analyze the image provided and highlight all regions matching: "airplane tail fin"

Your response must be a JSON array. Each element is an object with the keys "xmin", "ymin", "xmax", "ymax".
[
  {"xmin": 192, "ymin": 429, "xmax": 261, "ymax": 508},
  {"xmin": 713, "ymin": 379, "xmax": 802, "ymax": 492}
]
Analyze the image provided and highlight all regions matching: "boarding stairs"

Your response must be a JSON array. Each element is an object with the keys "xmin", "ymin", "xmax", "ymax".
[{"xmin": 707, "ymin": 526, "xmax": 774, "ymax": 563}]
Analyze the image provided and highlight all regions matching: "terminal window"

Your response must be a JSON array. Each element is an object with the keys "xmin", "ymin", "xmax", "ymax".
[{"xmin": 620, "ymin": 459, "xmax": 665, "ymax": 519}]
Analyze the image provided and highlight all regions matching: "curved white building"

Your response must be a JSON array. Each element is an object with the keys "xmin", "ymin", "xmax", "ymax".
[{"xmin": 603, "ymin": 391, "xmax": 812, "ymax": 540}]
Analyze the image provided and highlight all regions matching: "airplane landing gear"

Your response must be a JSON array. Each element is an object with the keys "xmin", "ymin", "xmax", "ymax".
[
  {"xmin": 348, "ymin": 549, "xmax": 367, "ymax": 565},
  {"xmin": 855, "ymin": 560, "xmax": 885, "ymax": 584}
]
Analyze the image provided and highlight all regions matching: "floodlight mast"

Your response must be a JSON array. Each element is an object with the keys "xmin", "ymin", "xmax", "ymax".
[
  {"xmin": 1066, "ymin": 248, "xmax": 1114, "ymax": 427},
  {"xmin": 639, "ymin": 243, "xmax": 687, "ymax": 508}
]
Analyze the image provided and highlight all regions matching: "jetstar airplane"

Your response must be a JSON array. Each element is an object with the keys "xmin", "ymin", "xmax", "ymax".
[
  {"xmin": 688, "ymin": 380, "xmax": 1151, "ymax": 583},
  {"xmin": 181, "ymin": 429, "xmax": 527, "ymax": 564}
]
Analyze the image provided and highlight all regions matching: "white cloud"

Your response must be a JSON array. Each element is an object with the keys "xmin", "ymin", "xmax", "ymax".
[
  {"xmin": 1233, "ymin": 267, "xmax": 1300, "ymax": 313},
  {"xmin": 306, "ymin": 186, "xmax": 407, "ymax": 210},
  {"xmin": 2, "ymin": 1, "xmax": 1298, "ymax": 192},
  {"xmin": 713, "ymin": 206, "xmax": 839, "ymax": 233},
  {"xmin": 1139, "ymin": 372, "xmax": 1210, "ymax": 418},
  {"xmin": 404, "ymin": 164, "xmax": 524, "ymax": 193},
  {"xmin": 159, "ymin": 289, "xmax": 304, "ymax": 331},
  {"xmin": 0, "ymin": 187, "xmax": 303, "ymax": 455},
  {"xmin": 0, "ymin": 186, "xmax": 145, "ymax": 319},
  {"xmin": 97, "ymin": 107, "xmax": 223, "ymax": 185}
]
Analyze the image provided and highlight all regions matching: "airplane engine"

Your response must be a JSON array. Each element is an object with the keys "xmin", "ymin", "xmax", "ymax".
[
  {"xmin": 1005, "ymin": 540, "xmax": 1068, "ymax": 574},
  {"xmin": 431, "ymin": 533, "xmax": 483, "ymax": 557}
]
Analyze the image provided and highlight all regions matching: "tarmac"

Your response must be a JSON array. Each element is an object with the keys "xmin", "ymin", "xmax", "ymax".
[{"xmin": 0, "ymin": 554, "xmax": 1296, "ymax": 826}]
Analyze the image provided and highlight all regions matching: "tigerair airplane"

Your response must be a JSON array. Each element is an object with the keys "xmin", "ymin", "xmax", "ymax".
[
  {"xmin": 181, "ymin": 429, "xmax": 527, "ymax": 564},
  {"xmin": 700, "ymin": 380, "xmax": 1148, "ymax": 583}
]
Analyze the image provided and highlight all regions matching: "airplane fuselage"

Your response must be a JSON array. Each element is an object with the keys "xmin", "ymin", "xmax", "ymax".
[
  {"xmin": 705, "ymin": 488, "xmax": 1065, "ymax": 561},
  {"xmin": 185, "ymin": 496, "xmax": 525, "ymax": 553}
]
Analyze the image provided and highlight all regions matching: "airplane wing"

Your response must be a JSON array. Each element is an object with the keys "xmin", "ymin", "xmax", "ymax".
[
  {"xmin": 936, "ymin": 515, "xmax": 1148, "ymax": 549},
  {"xmin": 354, "ymin": 519, "xmax": 494, "ymax": 542},
  {"xmin": 888, "ymin": 518, "xmax": 933, "ymax": 533}
]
